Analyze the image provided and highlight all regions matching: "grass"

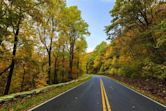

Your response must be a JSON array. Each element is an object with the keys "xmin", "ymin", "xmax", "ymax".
[
  {"xmin": 103, "ymin": 74, "xmax": 166, "ymax": 106},
  {"xmin": 0, "ymin": 75, "xmax": 92, "ymax": 111}
]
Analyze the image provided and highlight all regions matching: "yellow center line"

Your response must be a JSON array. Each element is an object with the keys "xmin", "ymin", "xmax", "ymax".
[
  {"xmin": 101, "ymin": 79, "xmax": 111, "ymax": 111},
  {"xmin": 100, "ymin": 79, "xmax": 112, "ymax": 111},
  {"xmin": 100, "ymin": 79, "xmax": 107, "ymax": 111}
]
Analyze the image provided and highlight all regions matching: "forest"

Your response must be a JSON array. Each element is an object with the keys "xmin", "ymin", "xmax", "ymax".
[
  {"xmin": 86, "ymin": 0, "xmax": 166, "ymax": 101},
  {"xmin": 0, "ymin": 0, "xmax": 166, "ymax": 103},
  {"xmin": 87, "ymin": 0, "xmax": 166, "ymax": 81},
  {"xmin": 0, "ymin": 0, "xmax": 166, "ymax": 110},
  {"xmin": 0, "ymin": 0, "xmax": 89, "ymax": 96}
]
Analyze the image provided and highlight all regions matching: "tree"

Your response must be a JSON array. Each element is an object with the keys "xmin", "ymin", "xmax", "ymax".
[
  {"xmin": 3, "ymin": 0, "xmax": 43, "ymax": 95},
  {"xmin": 57, "ymin": 6, "xmax": 89, "ymax": 80},
  {"xmin": 75, "ymin": 38, "xmax": 87, "ymax": 77},
  {"xmin": 37, "ymin": 0, "xmax": 65, "ymax": 84}
]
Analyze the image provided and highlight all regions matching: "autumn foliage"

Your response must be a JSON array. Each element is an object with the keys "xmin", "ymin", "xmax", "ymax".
[
  {"xmin": 87, "ymin": 0, "xmax": 166, "ymax": 80},
  {"xmin": 0, "ymin": 0, "xmax": 89, "ymax": 95}
]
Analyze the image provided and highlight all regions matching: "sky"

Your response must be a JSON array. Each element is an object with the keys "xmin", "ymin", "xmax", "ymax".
[{"xmin": 66, "ymin": 0, "xmax": 115, "ymax": 52}]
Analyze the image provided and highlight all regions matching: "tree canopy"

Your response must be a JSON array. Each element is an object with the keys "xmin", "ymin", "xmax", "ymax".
[
  {"xmin": 0, "ymin": 0, "xmax": 89, "ymax": 95},
  {"xmin": 87, "ymin": 0, "xmax": 166, "ymax": 81}
]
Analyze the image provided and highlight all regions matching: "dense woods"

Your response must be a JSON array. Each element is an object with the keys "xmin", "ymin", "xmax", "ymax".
[
  {"xmin": 0, "ymin": 0, "xmax": 89, "ymax": 95},
  {"xmin": 86, "ymin": 0, "xmax": 166, "ymax": 101},
  {"xmin": 87, "ymin": 0, "xmax": 166, "ymax": 81},
  {"xmin": 0, "ymin": 0, "xmax": 166, "ymax": 102}
]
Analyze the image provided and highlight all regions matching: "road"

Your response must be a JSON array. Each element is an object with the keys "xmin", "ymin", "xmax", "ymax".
[{"xmin": 30, "ymin": 76, "xmax": 166, "ymax": 111}]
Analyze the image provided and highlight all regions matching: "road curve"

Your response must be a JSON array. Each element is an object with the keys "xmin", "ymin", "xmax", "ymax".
[{"xmin": 30, "ymin": 75, "xmax": 166, "ymax": 111}]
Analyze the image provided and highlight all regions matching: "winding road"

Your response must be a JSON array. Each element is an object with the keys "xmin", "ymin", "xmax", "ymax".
[{"xmin": 30, "ymin": 75, "xmax": 166, "ymax": 111}]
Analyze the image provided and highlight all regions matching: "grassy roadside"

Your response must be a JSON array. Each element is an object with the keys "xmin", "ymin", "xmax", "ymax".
[
  {"xmin": 102, "ymin": 74, "xmax": 166, "ymax": 106},
  {"xmin": 0, "ymin": 75, "xmax": 92, "ymax": 111}
]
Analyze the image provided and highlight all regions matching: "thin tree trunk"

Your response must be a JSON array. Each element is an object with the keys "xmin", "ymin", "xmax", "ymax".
[
  {"xmin": 48, "ymin": 17, "xmax": 54, "ymax": 84},
  {"xmin": 62, "ymin": 45, "xmax": 65, "ymax": 82},
  {"xmin": 69, "ymin": 42, "xmax": 74, "ymax": 80},
  {"xmin": 4, "ymin": 27, "xmax": 19, "ymax": 95},
  {"xmin": 48, "ymin": 51, "xmax": 51, "ymax": 84},
  {"xmin": 53, "ymin": 56, "xmax": 58, "ymax": 84},
  {"xmin": 76, "ymin": 59, "xmax": 80, "ymax": 78},
  {"xmin": 20, "ymin": 64, "xmax": 26, "ymax": 92},
  {"xmin": 86, "ymin": 62, "xmax": 88, "ymax": 74},
  {"xmin": 76, "ymin": 52, "xmax": 80, "ymax": 79},
  {"xmin": 31, "ymin": 74, "xmax": 36, "ymax": 89}
]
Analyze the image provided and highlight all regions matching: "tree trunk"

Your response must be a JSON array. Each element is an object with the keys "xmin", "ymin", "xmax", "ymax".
[
  {"xmin": 4, "ymin": 27, "xmax": 19, "ymax": 95},
  {"xmin": 68, "ymin": 42, "xmax": 74, "ymax": 80},
  {"xmin": 48, "ymin": 50, "xmax": 51, "ymax": 84},
  {"xmin": 20, "ymin": 64, "xmax": 26, "ymax": 92},
  {"xmin": 62, "ymin": 46, "xmax": 65, "ymax": 82},
  {"xmin": 31, "ymin": 74, "xmax": 36, "ymax": 89},
  {"xmin": 76, "ymin": 58, "xmax": 80, "ymax": 78},
  {"xmin": 86, "ymin": 62, "xmax": 88, "ymax": 74},
  {"xmin": 53, "ymin": 56, "xmax": 58, "ymax": 84}
]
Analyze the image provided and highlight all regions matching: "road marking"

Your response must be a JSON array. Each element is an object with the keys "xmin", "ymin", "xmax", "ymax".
[
  {"xmin": 102, "ymin": 80, "xmax": 111, "ymax": 111},
  {"xmin": 100, "ymin": 79, "xmax": 107, "ymax": 111},
  {"xmin": 28, "ymin": 79, "xmax": 90, "ymax": 111},
  {"xmin": 103, "ymin": 76, "xmax": 166, "ymax": 108},
  {"xmin": 100, "ymin": 79, "xmax": 112, "ymax": 111}
]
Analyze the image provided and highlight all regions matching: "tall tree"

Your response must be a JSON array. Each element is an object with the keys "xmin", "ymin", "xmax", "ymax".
[
  {"xmin": 75, "ymin": 38, "xmax": 87, "ymax": 77},
  {"xmin": 57, "ymin": 6, "xmax": 89, "ymax": 79},
  {"xmin": 37, "ymin": 0, "xmax": 65, "ymax": 84},
  {"xmin": 3, "ymin": 0, "xmax": 43, "ymax": 95}
]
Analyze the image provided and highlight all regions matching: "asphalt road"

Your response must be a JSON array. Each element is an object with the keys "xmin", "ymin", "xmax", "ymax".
[{"xmin": 31, "ymin": 76, "xmax": 166, "ymax": 111}]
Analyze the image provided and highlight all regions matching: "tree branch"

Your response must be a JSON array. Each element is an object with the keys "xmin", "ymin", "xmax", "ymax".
[{"xmin": 0, "ymin": 66, "xmax": 10, "ymax": 76}]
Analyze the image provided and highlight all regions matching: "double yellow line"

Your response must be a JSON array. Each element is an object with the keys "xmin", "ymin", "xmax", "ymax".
[{"xmin": 100, "ymin": 79, "xmax": 111, "ymax": 111}]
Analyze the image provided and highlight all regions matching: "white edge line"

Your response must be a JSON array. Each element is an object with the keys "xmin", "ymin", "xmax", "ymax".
[
  {"xmin": 103, "ymin": 76, "xmax": 166, "ymax": 108},
  {"xmin": 28, "ymin": 79, "xmax": 90, "ymax": 111}
]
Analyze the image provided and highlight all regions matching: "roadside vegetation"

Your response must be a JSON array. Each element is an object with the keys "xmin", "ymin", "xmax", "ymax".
[
  {"xmin": 0, "ymin": 0, "xmax": 89, "ymax": 96},
  {"xmin": 86, "ymin": 0, "xmax": 166, "ymax": 105}
]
